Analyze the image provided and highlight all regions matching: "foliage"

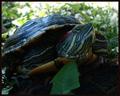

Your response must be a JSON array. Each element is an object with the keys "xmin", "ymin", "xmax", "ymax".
[
  {"xmin": 2, "ymin": 2, "xmax": 118, "ymax": 58},
  {"xmin": 51, "ymin": 61, "xmax": 80, "ymax": 94},
  {"xmin": 2, "ymin": 2, "xmax": 21, "ymax": 33}
]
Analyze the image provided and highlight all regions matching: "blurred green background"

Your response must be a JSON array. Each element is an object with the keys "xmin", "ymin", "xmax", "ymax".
[{"xmin": 2, "ymin": 2, "xmax": 118, "ymax": 58}]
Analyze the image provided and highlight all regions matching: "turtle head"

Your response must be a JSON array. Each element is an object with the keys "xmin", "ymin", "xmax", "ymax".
[{"xmin": 57, "ymin": 23, "xmax": 95, "ymax": 60}]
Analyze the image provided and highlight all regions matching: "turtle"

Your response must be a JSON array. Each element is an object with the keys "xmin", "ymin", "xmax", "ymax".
[
  {"xmin": 28, "ymin": 23, "xmax": 108, "ymax": 76},
  {"xmin": 2, "ymin": 14, "xmax": 108, "ymax": 79}
]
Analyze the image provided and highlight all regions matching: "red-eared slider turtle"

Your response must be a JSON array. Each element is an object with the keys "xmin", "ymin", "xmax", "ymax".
[
  {"xmin": 29, "ymin": 23, "xmax": 108, "ymax": 76},
  {"xmin": 2, "ymin": 14, "xmax": 79, "ymax": 78},
  {"xmin": 2, "ymin": 14, "xmax": 108, "ymax": 79}
]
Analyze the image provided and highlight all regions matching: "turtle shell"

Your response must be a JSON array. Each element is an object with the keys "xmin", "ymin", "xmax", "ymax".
[
  {"xmin": 3, "ymin": 14, "xmax": 79, "ymax": 55},
  {"xmin": 2, "ymin": 14, "xmax": 80, "ymax": 74}
]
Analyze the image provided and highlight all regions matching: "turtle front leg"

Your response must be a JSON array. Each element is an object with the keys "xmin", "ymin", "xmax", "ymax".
[
  {"xmin": 28, "ymin": 57, "xmax": 69, "ymax": 77},
  {"xmin": 28, "ymin": 52, "xmax": 97, "ymax": 77},
  {"xmin": 86, "ymin": 53, "xmax": 97, "ymax": 65}
]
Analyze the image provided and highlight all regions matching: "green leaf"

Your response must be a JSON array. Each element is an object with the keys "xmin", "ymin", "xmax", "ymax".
[
  {"xmin": 50, "ymin": 61, "xmax": 80, "ymax": 95},
  {"xmin": 2, "ymin": 86, "xmax": 13, "ymax": 95}
]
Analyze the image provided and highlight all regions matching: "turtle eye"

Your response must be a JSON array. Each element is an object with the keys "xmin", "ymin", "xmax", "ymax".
[{"xmin": 72, "ymin": 25, "xmax": 82, "ymax": 33}]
